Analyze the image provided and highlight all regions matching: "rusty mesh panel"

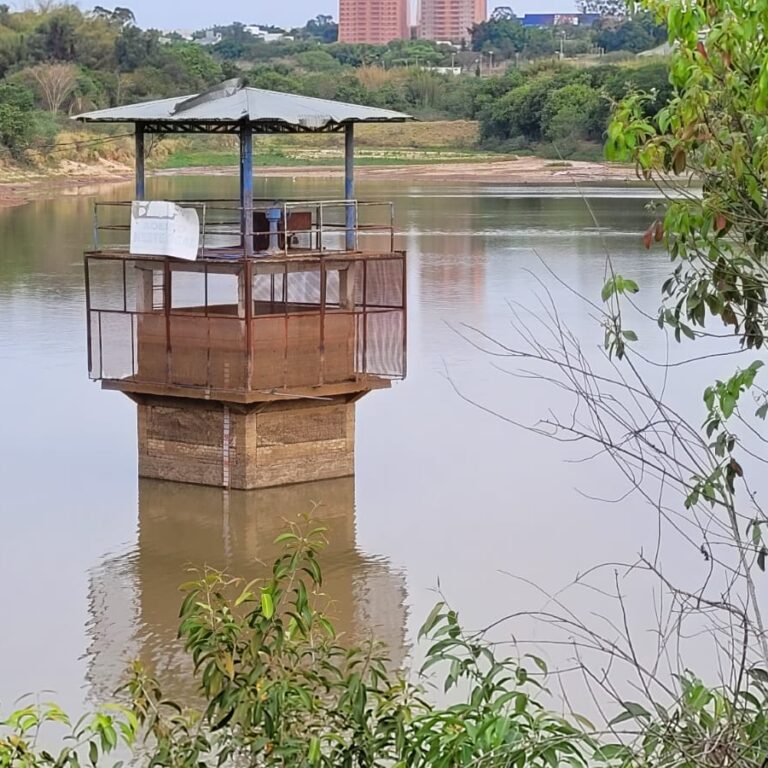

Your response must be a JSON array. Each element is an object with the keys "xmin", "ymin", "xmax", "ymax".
[
  {"xmin": 354, "ymin": 257, "xmax": 404, "ymax": 309},
  {"xmin": 251, "ymin": 272, "xmax": 285, "ymax": 314},
  {"xmin": 87, "ymin": 258, "xmax": 125, "ymax": 312},
  {"xmin": 170, "ymin": 270, "xmax": 206, "ymax": 310},
  {"xmin": 166, "ymin": 315, "xmax": 247, "ymax": 390},
  {"xmin": 91, "ymin": 310, "xmax": 136, "ymax": 381},
  {"xmin": 355, "ymin": 310, "xmax": 405, "ymax": 379},
  {"xmin": 325, "ymin": 269, "xmax": 340, "ymax": 306},
  {"xmin": 286, "ymin": 269, "xmax": 322, "ymax": 308},
  {"xmin": 250, "ymin": 314, "xmax": 288, "ymax": 390},
  {"xmin": 205, "ymin": 273, "xmax": 239, "ymax": 313},
  {"xmin": 88, "ymin": 257, "xmax": 160, "ymax": 381},
  {"xmin": 87, "ymin": 254, "xmax": 406, "ymax": 388},
  {"xmin": 88, "ymin": 258, "xmax": 164, "ymax": 313}
]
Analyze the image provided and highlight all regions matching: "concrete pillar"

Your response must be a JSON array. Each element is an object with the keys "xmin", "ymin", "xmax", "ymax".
[{"xmin": 135, "ymin": 395, "xmax": 358, "ymax": 490}]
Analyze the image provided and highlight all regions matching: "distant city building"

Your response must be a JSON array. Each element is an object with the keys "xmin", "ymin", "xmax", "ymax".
[
  {"xmin": 419, "ymin": 0, "xmax": 487, "ymax": 43},
  {"xmin": 193, "ymin": 29, "xmax": 222, "ymax": 45},
  {"xmin": 244, "ymin": 25, "xmax": 293, "ymax": 43},
  {"xmin": 338, "ymin": 0, "xmax": 410, "ymax": 44},
  {"xmin": 425, "ymin": 65, "xmax": 462, "ymax": 75},
  {"xmin": 164, "ymin": 29, "xmax": 194, "ymax": 41},
  {"xmin": 521, "ymin": 13, "xmax": 601, "ymax": 27}
]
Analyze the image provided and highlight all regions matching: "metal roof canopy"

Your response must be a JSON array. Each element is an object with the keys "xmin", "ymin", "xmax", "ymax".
[
  {"xmin": 73, "ymin": 80, "xmax": 411, "ymax": 256},
  {"xmin": 73, "ymin": 78, "xmax": 412, "ymax": 135}
]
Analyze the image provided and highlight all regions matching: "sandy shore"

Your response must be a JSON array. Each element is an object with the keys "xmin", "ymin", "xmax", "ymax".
[{"xmin": 0, "ymin": 156, "xmax": 642, "ymax": 209}]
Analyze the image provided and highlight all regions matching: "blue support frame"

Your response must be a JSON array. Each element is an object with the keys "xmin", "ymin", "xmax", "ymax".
[
  {"xmin": 240, "ymin": 124, "xmax": 254, "ymax": 256},
  {"xmin": 345, "ymin": 124, "xmax": 355, "ymax": 251}
]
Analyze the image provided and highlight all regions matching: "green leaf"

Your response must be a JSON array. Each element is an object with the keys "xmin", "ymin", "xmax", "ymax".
[
  {"xmin": 595, "ymin": 744, "xmax": 633, "ymax": 761},
  {"xmin": 721, "ymin": 394, "xmax": 736, "ymax": 418},
  {"xmin": 419, "ymin": 602, "xmax": 446, "ymax": 639},
  {"xmin": 525, "ymin": 653, "xmax": 548, "ymax": 674},
  {"xmin": 260, "ymin": 589, "xmax": 275, "ymax": 619},
  {"xmin": 308, "ymin": 736, "xmax": 321, "ymax": 763},
  {"xmin": 573, "ymin": 713, "xmax": 596, "ymax": 732},
  {"xmin": 609, "ymin": 701, "xmax": 651, "ymax": 726},
  {"xmin": 681, "ymin": 324, "xmax": 696, "ymax": 340}
]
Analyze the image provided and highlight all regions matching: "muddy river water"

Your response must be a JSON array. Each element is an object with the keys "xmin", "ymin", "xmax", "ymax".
[{"xmin": 1, "ymin": 177, "xmax": 742, "ymax": 716}]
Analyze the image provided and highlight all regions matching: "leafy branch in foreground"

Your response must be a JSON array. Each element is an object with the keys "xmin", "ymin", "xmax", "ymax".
[
  {"xmin": 5, "ymin": 521, "xmax": 768, "ymax": 766},
  {"xmin": 0, "ymin": 523, "xmax": 600, "ymax": 767},
  {"xmin": 607, "ymin": 0, "xmax": 768, "ymax": 350},
  {"xmin": 0, "ymin": 702, "xmax": 137, "ymax": 768}
]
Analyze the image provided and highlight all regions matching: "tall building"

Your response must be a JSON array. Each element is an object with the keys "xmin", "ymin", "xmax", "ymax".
[
  {"xmin": 338, "ymin": 0, "xmax": 410, "ymax": 44},
  {"xmin": 419, "ymin": 0, "xmax": 487, "ymax": 42}
]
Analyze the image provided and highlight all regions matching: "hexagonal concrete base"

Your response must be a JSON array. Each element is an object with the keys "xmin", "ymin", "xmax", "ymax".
[{"xmin": 135, "ymin": 395, "xmax": 357, "ymax": 489}]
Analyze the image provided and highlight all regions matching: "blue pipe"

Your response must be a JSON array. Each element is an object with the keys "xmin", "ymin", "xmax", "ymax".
[
  {"xmin": 345, "ymin": 124, "xmax": 355, "ymax": 251},
  {"xmin": 240, "ymin": 125, "xmax": 254, "ymax": 256},
  {"xmin": 135, "ymin": 123, "xmax": 145, "ymax": 200}
]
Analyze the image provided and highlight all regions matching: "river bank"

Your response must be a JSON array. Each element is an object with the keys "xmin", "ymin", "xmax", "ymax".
[{"xmin": 0, "ymin": 155, "xmax": 642, "ymax": 209}]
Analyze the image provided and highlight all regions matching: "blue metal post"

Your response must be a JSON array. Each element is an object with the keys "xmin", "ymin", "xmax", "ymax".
[
  {"xmin": 135, "ymin": 123, "xmax": 145, "ymax": 200},
  {"xmin": 344, "ymin": 124, "xmax": 355, "ymax": 251},
  {"xmin": 240, "ymin": 124, "xmax": 254, "ymax": 256}
]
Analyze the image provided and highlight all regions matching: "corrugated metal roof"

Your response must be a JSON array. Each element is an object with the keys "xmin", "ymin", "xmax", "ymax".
[{"xmin": 73, "ymin": 80, "xmax": 412, "ymax": 130}]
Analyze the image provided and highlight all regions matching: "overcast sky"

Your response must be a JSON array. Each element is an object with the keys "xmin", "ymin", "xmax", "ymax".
[{"xmin": 11, "ymin": 1, "xmax": 579, "ymax": 31}]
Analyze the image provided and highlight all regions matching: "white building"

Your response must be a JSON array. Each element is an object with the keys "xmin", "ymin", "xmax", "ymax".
[
  {"xmin": 194, "ymin": 29, "xmax": 222, "ymax": 46},
  {"xmin": 244, "ymin": 25, "xmax": 292, "ymax": 43}
]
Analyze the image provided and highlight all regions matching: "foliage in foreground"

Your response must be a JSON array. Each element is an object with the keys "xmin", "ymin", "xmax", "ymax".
[
  {"xmin": 4, "ymin": 525, "xmax": 768, "ymax": 766},
  {"xmin": 0, "ymin": 526, "xmax": 586, "ymax": 767}
]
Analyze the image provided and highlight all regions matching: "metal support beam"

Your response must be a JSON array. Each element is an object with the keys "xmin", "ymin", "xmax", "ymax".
[
  {"xmin": 240, "ymin": 125, "xmax": 254, "ymax": 257},
  {"xmin": 344, "ymin": 124, "xmax": 356, "ymax": 252},
  {"xmin": 135, "ymin": 123, "xmax": 145, "ymax": 200}
]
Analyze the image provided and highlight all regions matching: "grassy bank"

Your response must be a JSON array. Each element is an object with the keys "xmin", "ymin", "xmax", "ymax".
[
  {"xmin": 157, "ymin": 121, "xmax": 499, "ymax": 169},
  {"xmin": 159, "ymin": 147, "xmax": 506, "ymax": 170},
  {"xmin": 0, "ymin": 120, "xmax": 608, "ymax": 181}
]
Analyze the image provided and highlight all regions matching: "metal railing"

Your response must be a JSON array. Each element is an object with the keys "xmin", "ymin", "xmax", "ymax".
[{"xmin": 91, "ymin": 198, "xmax": 396, "ymax": 258}]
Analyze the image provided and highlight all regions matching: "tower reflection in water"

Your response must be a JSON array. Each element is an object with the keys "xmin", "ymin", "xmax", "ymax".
[{"xmin": 86, "ymin": 478, "xmax": 409, "ymax": 704}]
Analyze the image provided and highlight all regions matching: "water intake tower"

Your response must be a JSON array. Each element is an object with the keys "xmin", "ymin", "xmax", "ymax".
[{"xmin": 76, "ymin": 80, "xmax": 409, "ymax": 489}]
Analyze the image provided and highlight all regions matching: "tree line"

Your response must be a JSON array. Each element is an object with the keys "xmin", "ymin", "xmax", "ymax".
[{"xmin": 0, "ymin": 3, "xmax": 669, "ymax": 161}]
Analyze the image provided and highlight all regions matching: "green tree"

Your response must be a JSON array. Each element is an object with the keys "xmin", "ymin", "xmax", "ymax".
[
  {"xmin": 170, "ymin": 44, "xmax": 223, "ymax": 85},
  {"xmin": 483, "ymin": 72, "xmax": 567, "ymax": 142},
  {"xmin": 522, "ymin": 27, "xmax": 558, "ymax": 57},
  {"xmin": 0, "ymin": 26, "xmax": 24, "ymax": 78},
  {"xmin": 302, "ymin": 14, "xmax": 338, "ymax": 44},
  {"xmin": 295, "ymin": 48, "xmax": 341, "ymax": 73},
  {"xmin": 470, "ymin": 17, "xmax": 526, "ymax": 57},
  {"xmin": 542, "ymin": 81, "xmax": 603, "ymax": 143},
  {"xmin": 115, "ymin": 25, "xmax": 158, "ymax": 72},
  {"xmin": 27, "ymin": 5, "xmax": 82, "ymax": 62},
  {"xmin": 0, "ymin": 80, "xmax": 34, "ymax": 157},
  {"xmin": 73, "ymin": 15, "xmax": 119, "ymax": 70},
  {"xmin": 593, "ymin": 13, "xmax": 666, "ymax": 53}
]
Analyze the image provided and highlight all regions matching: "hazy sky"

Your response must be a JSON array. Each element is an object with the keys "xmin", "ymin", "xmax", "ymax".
[{"xmin": 11, "ymin": 1, "xmax": 579, "ymax": 31}]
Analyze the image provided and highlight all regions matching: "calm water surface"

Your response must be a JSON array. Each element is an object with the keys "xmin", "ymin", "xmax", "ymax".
[{"xmin": 0, "ymin": 177, "xmax": 728, "ymax": 714}]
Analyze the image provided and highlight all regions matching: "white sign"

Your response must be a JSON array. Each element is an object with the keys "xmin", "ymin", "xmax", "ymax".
[{"xmin": 130, "ymin": 201, "xmax": 200, "ymax": 261}]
